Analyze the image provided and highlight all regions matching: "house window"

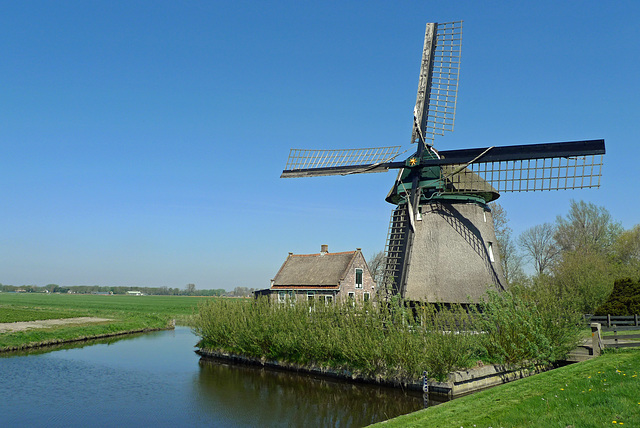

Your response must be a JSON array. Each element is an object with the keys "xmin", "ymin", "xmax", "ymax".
[
  {"xmin": 488, "ymin": 242, "xmax": 495, "ymax": 263},
  {"xmin": 278, "ymin": 292, "xmax": 286, "ymax": 303},
  {"xmin": 355, "ymin": 269, "xmax": 363, "ymax": 289},
  {"xmin": 307, "ymin": 291, "xmax": 314, "ymax": 302},
  {"xmin": 325, "ymin": 295, "xmax": 333, "ymax": 304},
  {"xmin": 364, "ymin": 292, "xmax": 370, "ymax": 302}
]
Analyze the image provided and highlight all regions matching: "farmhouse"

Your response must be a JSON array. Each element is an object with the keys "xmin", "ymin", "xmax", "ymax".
[{"xmin": 266, "ymin": 245, "xmax": 376, "ymax": 304}]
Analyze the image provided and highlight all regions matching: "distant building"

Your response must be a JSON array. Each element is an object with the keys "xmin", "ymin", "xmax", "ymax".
[
  {"xmin": 265, "ymin": 245, "xmax": 376, "ymax": 304},
  {"xmin": 126, "ymin": 290, "xmax": 143, "ymax": 296}
]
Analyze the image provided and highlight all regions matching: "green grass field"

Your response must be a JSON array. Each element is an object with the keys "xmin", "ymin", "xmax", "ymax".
[
  {"xmin": 374, "ymin": 349, "xmax": 640, "ymax": 427},
  {"xmin": 0, "ymin": 292, "xmax": 221, "ymax": 351}
]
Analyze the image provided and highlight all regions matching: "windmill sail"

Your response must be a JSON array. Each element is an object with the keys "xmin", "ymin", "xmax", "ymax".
[
  {"xmin": 413, "ymin": 21, "xmax": 462, "ymax": 144},
  {"xmin": 281, "ymin": 21, "xmax": 464, "ymax": 180},
  {"xmin": 280, "ymin": 146, "xmax": 402, "ymax": 178},
  {"xmin": 278, "ymin": 21, "xmax": 606, "ymax": 304},
  {"xmin": 435, "ymin": 139, "xmax": 605, "ymax": 194}
]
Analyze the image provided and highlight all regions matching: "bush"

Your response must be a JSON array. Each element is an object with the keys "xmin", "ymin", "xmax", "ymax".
[
  {"xmin": 193, "ymin": 289, "xmax": 584, "ymax": 382},
  {"xmin": 193, "ymin": 297, "xmax": 480, "ymax": 382},
  {"xmin": 594, "ymin": 277, "xmax": 640, "ymax": 315},
  {"xmin": 476, "ymin": 286, "xmax": 582, "ymax": 367}
]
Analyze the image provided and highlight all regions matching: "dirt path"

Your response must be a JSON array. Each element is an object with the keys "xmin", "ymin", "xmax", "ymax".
[{"xmin": 0, "ymin": 317, "xmax": 112, "ymax": 333}]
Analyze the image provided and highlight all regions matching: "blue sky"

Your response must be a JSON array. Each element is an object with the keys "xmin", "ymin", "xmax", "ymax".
[{"xmin": 2, "ymin": 1, "xmax": 638, "ymax": 290}]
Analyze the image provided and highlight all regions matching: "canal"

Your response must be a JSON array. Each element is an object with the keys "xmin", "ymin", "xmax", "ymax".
[{"xmin": 0, "ymin": 327, "xmax": 424, "ymax": 427}]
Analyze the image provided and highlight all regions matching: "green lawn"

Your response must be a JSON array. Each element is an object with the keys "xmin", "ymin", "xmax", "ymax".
[
  {"xmin": 0, "ymin": 306, "xmax": 85, "ymax": 323},
  {"xmin": 0, "ymin": 293, "xmax": 222, "ymax": 351},
  {"xmin": 374, "ymin": 350, "xmax": 640, "ymax": 427},
  {"xmin": 0, "ymin": 293, "xmax": 211, "ymax": 319}
]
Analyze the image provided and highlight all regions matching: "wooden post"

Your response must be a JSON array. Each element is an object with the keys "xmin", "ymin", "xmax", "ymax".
[
  {"xmin": 635, "ymin": 314, "xmax": 638, "ymax": 327},
  {"xmin": 607, "ymin": 314, "xmax": 611, "ymax": 328},
  {"xmin": 591, "ymin": 323, "xmax": 602, "ymax": 356}
]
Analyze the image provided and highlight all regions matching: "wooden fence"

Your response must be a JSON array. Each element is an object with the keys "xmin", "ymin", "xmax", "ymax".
[
  {"xmin": 587, "ymin": 315, "xmax": 640, "ymax": 350},
  {"xmin": 588, "ymin": 314, "xmax": 639, "ymax": 328}
]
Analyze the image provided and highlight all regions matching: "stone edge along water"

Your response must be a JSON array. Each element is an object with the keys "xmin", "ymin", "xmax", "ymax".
[{"xmin": 196, "ymin": 348, "xmax": 552, "ymax": 399}]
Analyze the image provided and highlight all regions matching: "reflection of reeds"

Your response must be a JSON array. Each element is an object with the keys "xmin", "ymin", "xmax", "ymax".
[
  {"xmin": 192, "ymin": 298, "xmax": 482, "ymax": 382},
  {"xmin": 195, "ymin": 359, "xmax": 423, "ymax": 427}
]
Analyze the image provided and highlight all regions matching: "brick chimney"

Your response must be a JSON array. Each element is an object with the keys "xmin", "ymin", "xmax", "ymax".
[{"xmin": 320, "ymin": 244, "xmax": 328, "ymax": 255}]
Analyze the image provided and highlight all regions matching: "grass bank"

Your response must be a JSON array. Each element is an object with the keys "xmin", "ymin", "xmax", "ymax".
[
  {"xmin": 0, "ymin": 293, "xmax": 218, "ymax": 351},
  {"xmin": 374, "ymin": 349, "xmax": 640, "ymax": 427}
]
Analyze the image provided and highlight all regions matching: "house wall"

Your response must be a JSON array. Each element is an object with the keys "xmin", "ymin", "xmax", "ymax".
[
  {"xmin": 267, "ymin": 290, "xmax": 337, "ymax": 304},
  {"xmin": 338, "ymin": 251, "xmax": 376, "ymax": 303}
]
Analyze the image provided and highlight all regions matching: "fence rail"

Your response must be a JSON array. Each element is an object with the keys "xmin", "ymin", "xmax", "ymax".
[
  {"xmin": 587, "ymin": 314, "xmax": 639, "ymax": 328},
  {"xmin": 588, "ymin": 315, "xmax": 640, "ymax": 350}
]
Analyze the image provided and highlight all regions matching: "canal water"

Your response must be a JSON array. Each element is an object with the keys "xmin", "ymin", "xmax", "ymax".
[{"xmin": 0, "ymin": 327, "xmax": 424, "ymax": 427}]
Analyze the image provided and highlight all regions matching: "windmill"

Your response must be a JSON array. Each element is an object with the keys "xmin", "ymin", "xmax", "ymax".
[{"xmin": 280, "ymin": 21, "xmax": 605, "ymax": 304}]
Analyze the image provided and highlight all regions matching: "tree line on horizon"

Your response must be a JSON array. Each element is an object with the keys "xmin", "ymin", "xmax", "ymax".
[{"xmin": 0, "ymin": 283, "xmax": 257, "ymax": 298}]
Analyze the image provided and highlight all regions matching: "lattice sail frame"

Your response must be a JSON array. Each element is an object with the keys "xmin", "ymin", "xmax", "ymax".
[
  {"xmin": 415, "ymin": 21, "xmax": 463, "ymax": 143},
  {"xmin": 283, "ymin": 146, "xmax": 402, "ymax": 171},
  {"xmin": 443, "ymin": 154, "xmax": 604, "ymax": 193}
]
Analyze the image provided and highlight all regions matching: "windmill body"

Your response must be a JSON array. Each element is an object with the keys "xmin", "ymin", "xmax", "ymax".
[
  {"xmin": 400, "ymin": 201, "xmax": 504, "ymax": 303},
  {"xmin": 281, "ymin": 21, "xmax": 605, "ymax": 304}
]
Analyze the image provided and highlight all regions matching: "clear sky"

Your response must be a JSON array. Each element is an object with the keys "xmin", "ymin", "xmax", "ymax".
[{"xmin": 2, "ymin": 1, "xmax": 639, "ymax": 290}]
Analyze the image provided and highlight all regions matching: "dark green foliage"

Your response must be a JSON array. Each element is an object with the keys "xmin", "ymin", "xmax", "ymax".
[{"xmin": 594, "ymin": 277, "xmax": 640, "ymax": 315}]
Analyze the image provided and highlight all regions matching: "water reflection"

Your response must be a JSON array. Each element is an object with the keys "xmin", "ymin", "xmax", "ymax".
[
  {"xmin": 195, "ymin": 359, "xmax": 424, "ymax": 427},
  {"xmin": 1, "ymin": 327, "xmax": 428, "ymax": 427},
  {"xmin": 0, "ymin": 331, "xmax": 151, "ymax": 358}
]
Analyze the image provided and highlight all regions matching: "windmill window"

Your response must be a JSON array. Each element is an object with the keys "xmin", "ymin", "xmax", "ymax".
[
  {"xmin": 355, "ymin": 269, "xmax": 363, "ymax": 288},
  {"xmin": 364, "ymin": 292, "xmax": 370, "ymax": 302},
  {"xmin": 488, "ymin": 242, "xmax": 495, "ymax": 263},
  {"xmin": 348, "ymin": 292, "xmax": 355, "ymax": 299}
]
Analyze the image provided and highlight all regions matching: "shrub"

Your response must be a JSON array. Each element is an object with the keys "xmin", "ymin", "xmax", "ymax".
[
  {"xmin": 476, "ymin": 286, "xmax": 582, "ymax": 367},
  {"xmin": 594, "ymin": 277, "xmax": 640, "ymax": 315},
  {"xmin": 193, "ymin": 297, "xmax": 480, "ymax": 382},
  {"xmin": 193, "ymin": 289, "xmax": 583, "ymax": 382}
]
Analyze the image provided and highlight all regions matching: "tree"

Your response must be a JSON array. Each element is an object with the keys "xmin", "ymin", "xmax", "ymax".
[
  {"xmin": 518, "ymin": 223, "xmax": 560, "ymax": 276},
  {"xmin": 594, "ymin": 277, "xmax": 640, "ymax": 316},
  {"xmin": 555, "ymin": 200, "xmax": 623, "ymax": 256},
  {"xmin": 551, "ymin": 250, "xmax": 614, "ymax": 314},
  {"xmin": 490, "ymin": 202, "xmax": 525, "ymax": 286},
  {"xmin": 186, "ymin": 283, "xmax": 196, "ymax": 295},
  {"xmin": 232, "ymin": 286, "xmax": 253, "ymax": 297},
  {"xmin": 367, "ymin": 251, "xmax": 385, "ymax": 288},
  {"xmin": 611, "ymin": 224, "xmax": 640, "ymax": 278}
]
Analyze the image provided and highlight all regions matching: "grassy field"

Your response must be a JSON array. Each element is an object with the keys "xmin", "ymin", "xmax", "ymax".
[
  {"xmin": 0, "ymin": 292, "xmax": 221, "ymax": 351},
  {"xmin": 374, "ymin": 349, "xmax": 640, "ymax": 427}
]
